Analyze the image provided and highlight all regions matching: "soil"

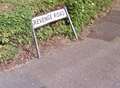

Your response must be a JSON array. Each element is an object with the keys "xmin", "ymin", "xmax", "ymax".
[
  {"xmin": 0, "ymin": 3, "xmax": 15, "ymax": 13},
  {"xmin": 0, "ymin": 36, "xmax": 71, "ymax": 71}
]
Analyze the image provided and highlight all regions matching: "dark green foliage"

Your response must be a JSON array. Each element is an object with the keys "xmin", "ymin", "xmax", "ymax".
[{"xmin": 0, "ymin": 0, "xmax": 112, "ymax": 61}]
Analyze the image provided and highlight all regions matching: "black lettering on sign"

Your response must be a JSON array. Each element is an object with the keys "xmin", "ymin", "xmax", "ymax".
[
  {"xmin": 54, "ymin": 10, "xmax": 65, "ymax": 18},
  {"xmin": 42, "ymin": 14, "xmax": 52, "ymax": 23},
  {"xmin": 32, "ymin": 8, "xmax": 67, "ymax": 29},
  {"xmin": 33, "ymin": 14, "xmax": 53, "ymax": 26},
  {"xmin": 32, "ymin": 18, "xmax": 42, "ymax": 25}
]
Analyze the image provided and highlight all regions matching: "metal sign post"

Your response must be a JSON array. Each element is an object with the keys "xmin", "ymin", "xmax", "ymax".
[
  {"xmin": 31, "ymin": 26, "xmax": 41, "ymax": 59},
  {"xmin": 64, "ymin": 6, "xmax": 78, "ymax": 40},
  {"xmin": 31, "ymin": 6, "xmax": 78, "ymax": 59}
]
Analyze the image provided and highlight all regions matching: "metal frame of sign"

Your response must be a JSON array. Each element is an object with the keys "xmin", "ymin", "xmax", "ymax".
[{"xmin": 32, "ymin": 6, "xmax": 78, "ymax": 59}]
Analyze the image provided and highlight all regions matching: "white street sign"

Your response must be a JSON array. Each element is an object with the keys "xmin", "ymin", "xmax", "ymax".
[
  {"xmin": 31, "ymin": 6, "xmax": 78, "ymax": 59},
  {"xmin": 32, "ymin": 8, "xmax": 67, "ymax": 29}
]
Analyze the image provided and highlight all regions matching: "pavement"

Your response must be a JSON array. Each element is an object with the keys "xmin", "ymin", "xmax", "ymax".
[
  {"xmin": 88, "ymin": 0, "xmax": 120, "ymax": 41},
  {"xmin": 0, "ymin": 0, "xmax": 120, "ymax": 88}
]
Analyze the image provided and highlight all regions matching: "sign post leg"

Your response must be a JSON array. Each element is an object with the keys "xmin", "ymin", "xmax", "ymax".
[
  {"xmin": 64, "ymin": 6, "xmax": 78, "ymax": 40},
  {"xmin": 32, "ymin": 27, "xmax": 41, "ymax": 59}
]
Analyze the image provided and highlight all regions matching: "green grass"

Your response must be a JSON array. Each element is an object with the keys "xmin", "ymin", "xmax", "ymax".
[{"xmin": 0, "ymin": 0, "xmax": 112, "ymax": 62}]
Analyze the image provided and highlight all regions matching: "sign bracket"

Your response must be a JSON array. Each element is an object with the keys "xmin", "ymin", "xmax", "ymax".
[
  {"xmin": 64, "ymin": 6, "xmax": 78, "ymax": 40},
  {"xmin": 32, "ymin": 26, "xmax": 41, "ymax": 59}
]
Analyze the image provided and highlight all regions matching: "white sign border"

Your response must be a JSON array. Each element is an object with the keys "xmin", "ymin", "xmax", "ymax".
[{"xmin": 32, "ymin": 8, "xmax": 67, "ymax": 29}]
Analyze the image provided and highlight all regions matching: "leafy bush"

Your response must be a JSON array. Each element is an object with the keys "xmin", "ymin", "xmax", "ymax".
[
  {"xmin": 0, "ymin": 0, "xmax": 112, "ymax": 61},
  {"xmin": 0, "ymin": 44, "xmax": 18, "ymax": 62}
]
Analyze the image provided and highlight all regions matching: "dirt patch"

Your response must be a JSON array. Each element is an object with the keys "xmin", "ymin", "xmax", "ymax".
[
  {"xmin": 0, "ymin": 36, "xmax": 72, "ymax": 71},
  {"xmin": 0, "ymin": 3, "xmax": 15, "ymax": 13}
]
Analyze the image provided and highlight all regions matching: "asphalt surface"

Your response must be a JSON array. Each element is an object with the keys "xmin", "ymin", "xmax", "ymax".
[
  {"xmin": 0, "ymin": 38, "xmax": 120, "ymax": 88},
  {"xmin": 88, "ymin": 0, "xmax": 120, "ymax": 41},
  {"xmin": 0, "ymin": 1, "xmax": 120, "ymax": 88}
]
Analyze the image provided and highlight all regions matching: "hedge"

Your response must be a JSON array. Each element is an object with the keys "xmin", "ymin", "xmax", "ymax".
[{"xmin": 0, "ymin": 0, "xmax": 112, "ymax": 61}]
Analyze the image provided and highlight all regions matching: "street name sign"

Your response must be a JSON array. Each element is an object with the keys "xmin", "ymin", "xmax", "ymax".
[
  {"xmin": 31, "ymin": 6, "xmax": 78, "ymax": 59},
  {"xmin": 32, "ymin": 8, "xmax": 67, "ymax": 29}
]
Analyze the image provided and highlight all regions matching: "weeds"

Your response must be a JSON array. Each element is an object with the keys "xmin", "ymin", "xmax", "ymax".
[{"xmin": 0, "ymin": 0, "xmax": 112, "ymax": 61}]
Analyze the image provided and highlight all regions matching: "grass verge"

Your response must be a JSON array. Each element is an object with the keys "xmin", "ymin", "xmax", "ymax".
[{"xmin": 0, "ymin": 0, "xmax": 112, "ymax": 62}]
